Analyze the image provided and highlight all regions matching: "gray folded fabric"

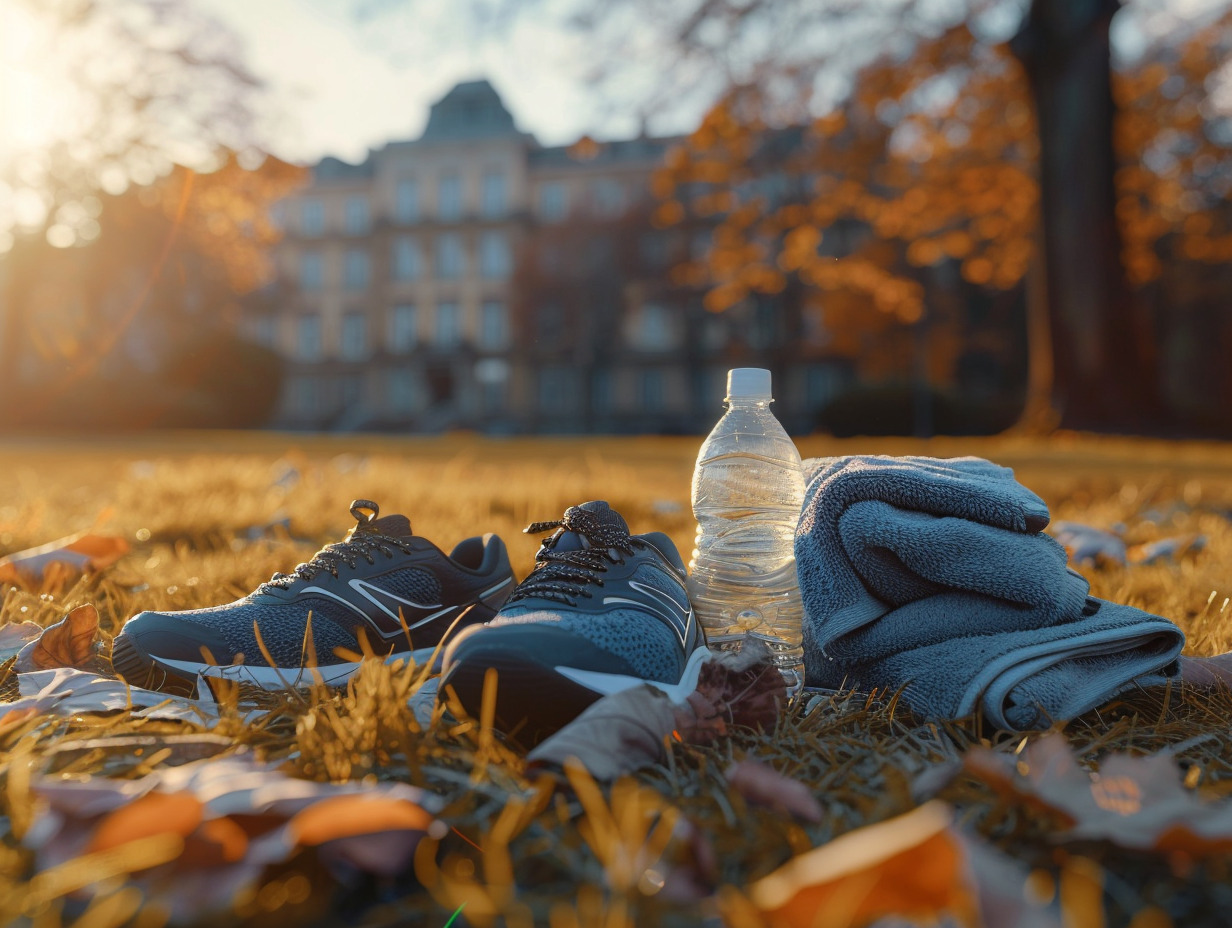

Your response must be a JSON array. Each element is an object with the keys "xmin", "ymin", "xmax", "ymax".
[{"xmin": 794, "ymin": 455, "xmax": 1184, "ymax": 729}]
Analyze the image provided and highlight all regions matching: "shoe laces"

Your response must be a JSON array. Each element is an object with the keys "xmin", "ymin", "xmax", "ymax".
[
  {"xmin": 261, "ymin": 500, "xmax": 415, "ymax": 591},
  {"xmin": 507, "ymin": 505, "xmax": 637, "ymax": 606}
]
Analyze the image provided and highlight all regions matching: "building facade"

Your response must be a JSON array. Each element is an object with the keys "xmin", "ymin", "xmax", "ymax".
[{"xmin": 251, "ymin": 79, "xmax": 854, "ymax": 434}]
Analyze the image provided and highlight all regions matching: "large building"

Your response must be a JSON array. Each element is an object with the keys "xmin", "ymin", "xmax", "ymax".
[{"xmin": 250, "ymin": 79, "xmax": 853, "ymax": 434}]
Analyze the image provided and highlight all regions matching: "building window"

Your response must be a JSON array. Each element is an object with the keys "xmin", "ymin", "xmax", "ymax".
[
  {"xmin": 478, "ymin": 300, "xmax": 508, "ymax": 350},
  {"xmin": 389, "ymin": 368, "xmax": 418, "ymax": 414},
  {"xmin": 475, "ymin": 358, "xmax": 509, "ymax": 413},
  {"xmin": 481, "ymin": 171, "xmax": 506, "ymax": 217},
  {"xmin": 300, "ymin": 199, "xmax": 325, "ymax": 237},
  {"xmin": 640, "ymin": 368, "xmax": 665, "ymax": 411},
  {"xmin": 436, "ymin": 233, "xmax": 464, "ymax": 279},
  {"xmin": 639, "ymin": 303, "xmax": 674, "ymax": 351},
  {"xmin": 536, "ymin": 302, "xmax": 565, "ymax": 347},
  {"xmin": 289, "ymin": 376, "xmax": 321, "ymax": 416},
  {"xmin": 341, "ymin": 312, "xmax": 367, "ymax": 360},
  {"xmin": 389, "ymin": 304, "xmax": 417, "ymax": 352},
  {"xmin": 344, "ymin": 248, "xmax": 370, "ymax": 290},
  {"xmin": 538, "ymin": 367, "xmax": 577, "ymax": 414},
  {"xmin": 339, "ymin": 373, "xmax": 364, "ymax": 408},
  {"xmin": 395, "ymin": 178, "xmax": 418, "ymax": 223},
  {"xmin": 591, "ymin": 178, "xmax": 625, "ymax": 217},
  {"xmin": 299, "ymin": 252, "xmax": 324, "ymax": 291},
  {"xmin": 591, "ymin": 368, "xmax": 613, "ymax": 413},
  {"xmin": 297, "ymin": 315, "xmax": 322, "ymax": 361},
  {"xmin": 392, "ymin": 237, "xmax": 421, "ymax": 281},
  {"xmin": 438, "ymin": 174, "xmax": 462, "ymax": 220},
  {"xmin": 344, "ymin": 195, "xmax": 369, "ymax": 235},
  {"xmin": 435, "ymin": 301, "xmax": 461, "ymax": 348},
  {"xmin": 538, "ymin": 182, "xmax": 567, "ymax": 222},
  {"xmin": 479, "ymin": 231, "xmax": 511, "ymax": 279}
]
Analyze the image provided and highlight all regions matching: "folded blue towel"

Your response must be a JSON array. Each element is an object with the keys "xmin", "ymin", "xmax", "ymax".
[{"xmin": 794, "ymin": 455, "xmax": 1184, "ymax": 729}]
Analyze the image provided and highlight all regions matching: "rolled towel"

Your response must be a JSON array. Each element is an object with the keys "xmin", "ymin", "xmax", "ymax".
[{"xmin": 795, "ymin": 455, "xmax": 1184, "ymax": 729}]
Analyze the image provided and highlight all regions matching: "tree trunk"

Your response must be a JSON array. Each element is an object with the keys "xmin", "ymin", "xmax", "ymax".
[{"xmin": 1011, "ymin": 0, "xmax": 1161, "ymax": 432}]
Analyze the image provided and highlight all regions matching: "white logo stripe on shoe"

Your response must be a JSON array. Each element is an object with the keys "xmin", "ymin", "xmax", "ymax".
[
  {"xmin": 300, "ymin": 579, "xmax": 458, "ymax": 639},
  {"xmin": 601, "ymin": 579, "xmax": 692, "ymax": 648}
]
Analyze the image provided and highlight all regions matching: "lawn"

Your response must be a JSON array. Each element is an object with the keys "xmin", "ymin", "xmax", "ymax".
[{"xmin": 2, "ymin": 430, "xmax": 1232, "ymax": 927}]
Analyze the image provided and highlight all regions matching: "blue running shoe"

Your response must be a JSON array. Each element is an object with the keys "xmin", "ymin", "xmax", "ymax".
[
  {"xmin": 439, "ymin": 500, "xmax": 707, "ymax": 746},
  {"xmin": 113, "ymin": 500, "xmax": 515, "ymax": 695}
]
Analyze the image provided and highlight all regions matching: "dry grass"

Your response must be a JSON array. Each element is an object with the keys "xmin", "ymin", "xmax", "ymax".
[{"xmin": 1, "ymin": 430, "xmax": 1231, "ymax": 927}]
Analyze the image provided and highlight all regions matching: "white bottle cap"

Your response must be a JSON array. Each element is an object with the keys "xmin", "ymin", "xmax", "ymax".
[{"xmin": 726, "ymin": 367, "xmax": 773, "ymax": 401}]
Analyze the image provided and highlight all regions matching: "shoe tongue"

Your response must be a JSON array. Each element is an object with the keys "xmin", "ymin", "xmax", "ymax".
[
  {"xmin": 549, "ymin": 501, "xmax": 629, "ymax": 553},
  {"xmin": 354, "ymin": 513, "xmax": 414, "ymax": 538},
  {"xmin": 577, "ymin": 500, "xmax": 629, "ymax": 535}
]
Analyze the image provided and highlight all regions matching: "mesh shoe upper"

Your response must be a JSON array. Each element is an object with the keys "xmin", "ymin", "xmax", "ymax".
[
  {"xmin": 480, "ymin": 500, "xmax": 702, "ymax": 684},
  {"xmin": 115, "ymin": 500, "xmax": 515, "ymax": 687}
]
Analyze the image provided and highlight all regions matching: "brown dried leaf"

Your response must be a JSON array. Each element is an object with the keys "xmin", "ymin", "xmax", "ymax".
[
  {"xmin": 725, "ymin": 760, "xmax": 823, "ymax": 824},
  {"xmin": 527, "ymin": 685, "xmax": 679, "ymax": 779},
  {"xmin": 528, "ymin": 644, "xmax": 786, "ymax": 779},
  {"xmin": 681, "ymin": 641, "xmax": 785, "ymax": 742},
  {"xmin": 965, "ymin": 733, "xmax": 1232, "ymax": 857},
  {"xmin": 16, "ymin": 604, "xmax": 101, "ymax": 671},
  {"xmin": 745, "ymin": 802, "xmax": 978, "ymax": 928}
]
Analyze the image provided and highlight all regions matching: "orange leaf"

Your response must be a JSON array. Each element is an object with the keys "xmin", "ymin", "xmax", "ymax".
[
  {"xmin": 21, "ymin": 604, "xmax": 100, "ymax": 670},
  {"xmin": 0, "ymin": 533, "xmax": 129, "ymax": 585},
  {"xmin": 87, "ymin": 791, "xmax": 203, "ymax": 855},
  {"xmin": 287, "ymin": 796, "xmax": 434, "ymax": 846},
  {"xmin": 181, "ymin": 816, "xmax": 250, "ymax": 867},
  {"xmin": 749, "ymin": 802, "xmax": 978, "ymax": 928}
]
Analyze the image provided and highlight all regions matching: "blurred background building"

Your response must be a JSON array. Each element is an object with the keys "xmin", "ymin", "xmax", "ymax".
[
  {"xmin": 248, "ymin": 80, "xmax": 853, "ymax": 435},
  {"xmin": 2, "ymin": 0, "xmax": 1229, "ymax": 438}
]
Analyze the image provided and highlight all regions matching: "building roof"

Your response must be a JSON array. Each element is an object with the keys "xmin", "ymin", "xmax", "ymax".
[{"xmin": 419, "ymin": 79, "xmax": 524, "ymax": 141}]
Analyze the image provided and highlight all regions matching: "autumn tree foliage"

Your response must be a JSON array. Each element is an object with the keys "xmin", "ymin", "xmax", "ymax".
[
  {"xmin": 653, "ymin": 1, "xmax": 1232, "ymax": 433},
  {"xmin": 0, "ymin": 155, "xmax": 305, "ymax": 429},
  {"xmin": 0, "ymin": 0, "xmax": 306, "ymax": 428}
]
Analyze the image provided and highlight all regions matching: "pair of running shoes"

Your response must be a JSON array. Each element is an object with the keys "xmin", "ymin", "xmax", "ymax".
[{"xmin": 113, "ymin": 499, "xmax": 706, "ymax": 745}]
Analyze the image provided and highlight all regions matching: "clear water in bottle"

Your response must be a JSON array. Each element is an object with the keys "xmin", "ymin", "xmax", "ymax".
[{"xmin": 687, "ymin": 368, "xmax": 806, "ymax": 695}]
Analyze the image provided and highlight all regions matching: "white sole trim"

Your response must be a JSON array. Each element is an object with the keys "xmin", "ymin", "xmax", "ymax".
[
  {"xmin": 152, "ymin": 646, "xmax": 443, "ymax": 691},
  {"xmin": 553, "ymin": 647, "xmax": 714, "ymax": 703}
]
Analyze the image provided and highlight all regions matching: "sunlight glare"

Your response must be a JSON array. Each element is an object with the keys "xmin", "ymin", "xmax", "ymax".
[{"xmin": 0, "ymin": 4, "xmax": 82, "ymax": 156}]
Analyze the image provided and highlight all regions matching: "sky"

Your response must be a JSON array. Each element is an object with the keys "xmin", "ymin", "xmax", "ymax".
[{"xmin": 193, "ymin": 0, "xmax": 679, "ymax": 166}]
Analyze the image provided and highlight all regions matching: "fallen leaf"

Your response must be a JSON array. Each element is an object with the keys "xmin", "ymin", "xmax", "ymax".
[
  {"xmin": 527, "ymin": 643, "xmax": 786, "ymax": 779},
  {"xmin": 725, "ymin": 760, "xmax": 824, "ymax": 824},
  {"xmin": 1049, "ymin": 521, "xmax": 1126, "ymax": 567},
  {"xmin": 965, "ymin": 733, "xmax": 1232, "ymax": 857},
  {"xmin": 87, "ymin": 791, "xmax": 205, "ymax": 856},
  {"xmin": 287, "ymin": 796, "xmax": 436, "ymax": 846},
  {"xmin": 682, "ymin": 640, "xmax": 785, "ymax": 742},
  {"xmin": 25, "ymin": 754, "xmax": 445, "ymax": 924},
  {"xmin": 15, "ymin": 604, "xmax": 101, "ymax": 671},
  {"xmin": 1127, "ymin": 534, "xmax": 1206, "ymax": 565},
  {"xmin": 0, "ymin": 533, "xmax": 129, "ymax": 586},
  {"xmin": 745, "ymin": 801, "xmax": 978, "ymax": 928},
  {"xmin": 527, "ymin": 685, "xmax": 679, "ymax": 779}
]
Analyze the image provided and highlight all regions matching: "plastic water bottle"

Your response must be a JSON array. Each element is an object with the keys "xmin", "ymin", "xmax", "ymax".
[{"xmin": 687, "ymin": 368, "xmax": 806, "ymax": 695}]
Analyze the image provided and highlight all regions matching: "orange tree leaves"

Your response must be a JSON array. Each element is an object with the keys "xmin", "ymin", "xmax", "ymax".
[
  {"xmin": 656, "ymin": 23, "xmax": 1038, "ymax": 349},
  {"xmin": 655, "ymin": 7, "xmax": 1232, "ymax": 362}
]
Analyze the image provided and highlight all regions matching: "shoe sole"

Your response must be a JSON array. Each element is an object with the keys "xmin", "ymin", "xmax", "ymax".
[
  {"xmin": 112, "ymin": 602, "xmax": 498, "ymax": 696},
  {"xmin": 441, "ymin": 632, "xmax": 712, "ymax": 748}
]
